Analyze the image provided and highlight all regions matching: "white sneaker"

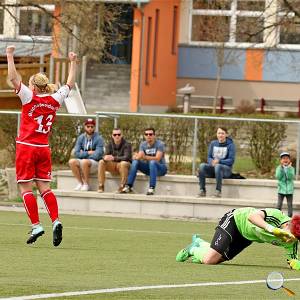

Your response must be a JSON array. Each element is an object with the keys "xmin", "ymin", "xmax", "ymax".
[
  {"xmin": 74, "ymin": 183, "xmax": 82, "ymax": 191},
  {"xmin": 146, "ymin": 187, "xmax": 155, "ymax": 195},
  {"xmin": 81, "ymin": 184, "xmax": 89, "ymax": 191}
]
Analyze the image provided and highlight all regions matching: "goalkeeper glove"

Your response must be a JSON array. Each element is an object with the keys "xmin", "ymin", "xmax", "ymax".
[
  {"xmin": 288, "ymin": 259, "xmax": 300, "ymax": 270},
  {"xmin": 265, "ymin": 224, "xmax": 296, "ymax": 243}
]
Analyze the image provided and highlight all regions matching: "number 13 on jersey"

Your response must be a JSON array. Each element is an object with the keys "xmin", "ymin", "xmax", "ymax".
[{"xmin": 34, "ymin": 114, "xmax": 54, "ymax": 134}]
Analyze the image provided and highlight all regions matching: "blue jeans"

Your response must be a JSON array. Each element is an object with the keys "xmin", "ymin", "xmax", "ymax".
[
  {"xmin": 199, "ymin": 163, "xmax": 232, "ymax": 192},
  {"xmin": 127, "ymin": 160, "xmax": 167, "ymax": 188}
]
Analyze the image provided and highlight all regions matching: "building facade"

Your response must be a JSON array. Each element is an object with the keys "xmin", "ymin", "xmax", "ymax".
[
  {"xmin": 176, "ymin": 0, "xmax": 300, "ymax": 110},
  {"xmin": 1, "ymin": 0, "xmax": 300, "ymax": 112}
]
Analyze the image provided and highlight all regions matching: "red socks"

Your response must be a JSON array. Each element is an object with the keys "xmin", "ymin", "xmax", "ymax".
[
  {"xmin": 41, "ymin": 189, "xmax": 59, "ymax": 223},
  {"xmin": 22, "ymin": 191, "xmax": 39, "ymax": 225}
]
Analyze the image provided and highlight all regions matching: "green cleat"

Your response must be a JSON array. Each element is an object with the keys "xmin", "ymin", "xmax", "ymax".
[
  {"xmin": 175, "ymin": 234, "xmax": 202, "ymax": 262},
  {"xmin": 176, "ymin": 248, "xmax": 190, "ymax": 262},
  {"xmin": 192, "ymin": 234, "xmax": 201, "ymax": 245}
]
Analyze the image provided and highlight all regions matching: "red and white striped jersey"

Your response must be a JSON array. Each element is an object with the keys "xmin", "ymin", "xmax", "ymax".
[{"xmin": 16, "ymin": 83, "xmax": 70, "ymax": 146}]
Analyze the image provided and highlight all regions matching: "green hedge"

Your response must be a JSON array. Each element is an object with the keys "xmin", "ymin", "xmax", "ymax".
[{"xmin": 0, "ymin": 113, "xmax": 287, "ymax": 176}]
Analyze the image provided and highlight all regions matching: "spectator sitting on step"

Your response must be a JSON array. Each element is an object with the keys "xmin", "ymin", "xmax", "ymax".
[
  {"xmin": 121, "ymin": 127, "xmax": 167, "ymax": 195},
  {"xmin": 98, "ymin": 128, "xmax": 132, "ymax": 193},
  {"xmin": 69, "ymin": 118, "xmax": 104, "ymax": 191},
  {"xmin": 198, "ymin": 127, "xmax": 236, "ymax": 198}
]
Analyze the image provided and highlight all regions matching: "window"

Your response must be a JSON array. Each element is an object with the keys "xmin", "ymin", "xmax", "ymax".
[
  {"xmin": 236, "ymin": 16, "xmax": 264, "ymax": 43},
  {"xmin": 153, "ymin": 9, "xmax": 159, "ymax": 77},
  {"xmin": 0, "ymin": 9, "xmax": 3, "ymax": 34},
  {"xmin": 145, "ymin": 17, "xmax": 152, "ymax": 85},
  {"xmin": 237, "ymin": 0, "xmax": 265, "ymax": 11},
  {"xmin": 192, "ymin": 15, "xmax": 230, "ymax": 42},
  {"xmin": 280, "ymin": 16, "xmax": 300, "ymax": 44},
  {"xmin": 190, "ymin": 0, "xmax": 297, "ymax": 47},
  {"xmin": 19, "ymin": 7, "xmax": 53, "ymax": 36},
  {"xmin": 193, "ymin": 0, "xmax": 231, "ymax": 10},
  {"xmin": 171, "ymin": 6, "xmax": 178, "ymax": 54}
]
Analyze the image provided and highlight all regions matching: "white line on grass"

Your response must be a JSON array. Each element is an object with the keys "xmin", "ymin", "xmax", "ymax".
[
  {"xmin": 0, "ymin": 222, "xmax": 202, "ymax": 236},
  {"xmin": 2, "ymin": 278, "xmax": 300, "ymax": 300}
]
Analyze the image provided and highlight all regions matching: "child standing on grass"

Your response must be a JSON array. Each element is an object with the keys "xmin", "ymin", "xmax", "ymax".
[{"xmin": 276, "ymin": 152, "xmax": 295, "ymax": 217}]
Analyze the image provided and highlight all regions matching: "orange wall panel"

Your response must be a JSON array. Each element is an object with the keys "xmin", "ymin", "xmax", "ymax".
[
  {"xmin": 51, "ymin": 5, "xmax": 61, "ymax": 58},
  {"xmin": 130, "ymin": 9, "xmax": 143, "ymax": 112},
  {"xmin": 130, "ymin": 0, "xmax": 180, "ymax": 111},
  {"xmin": 245, "ymin": 49, "xmax": 264, "ymax": 81}
]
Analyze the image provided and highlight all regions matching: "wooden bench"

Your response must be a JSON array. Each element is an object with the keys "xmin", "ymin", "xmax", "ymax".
[
  {"xmin": 254, "ymin": 98, "xmax": 300, "ymax": 116},
  {"xmin": 176, "ymin": 94, "xmax": 234, "ymax": 113}
]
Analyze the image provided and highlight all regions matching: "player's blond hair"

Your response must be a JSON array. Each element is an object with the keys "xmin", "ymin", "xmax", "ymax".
[{"xmin": 29, "ymin": 73, "xmax": 56, "ymax": 94}]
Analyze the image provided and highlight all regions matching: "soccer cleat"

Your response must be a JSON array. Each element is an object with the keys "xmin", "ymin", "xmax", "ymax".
[
  {"xmin": 192, "ymin": 233, "xmax": 201, "ymax": 245},
  {"xmin": 53, "ymin": 220, "xmax": 63, "ymax": 247},
  {"xmin": 176, "ymin": 248, "xmax": 190, "ymax": 262},
  {"xmin": 175, "ymin": 234, "xmax": 201, "ymax": 262},
  {"xmin": 27, "ymin": 224, "xmax": 45, "ymax": 244}
]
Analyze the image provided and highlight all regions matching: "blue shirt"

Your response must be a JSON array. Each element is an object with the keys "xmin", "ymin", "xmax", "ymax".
[
  {"xmin": 74, "ymin": 132, "xmax": 104, "ymax": 161},
  {"xmin": 207, "ymin": 137, "xmax": 235, "ymax": 168},
  {"xmin": 139, "ymin": 140, "xmax": 166, "ymax": 165}
]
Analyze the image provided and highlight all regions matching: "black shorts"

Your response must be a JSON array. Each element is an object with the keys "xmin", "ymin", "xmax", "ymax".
[{"xmin": 211, "ymin": 209, "xmax": 252, "ymax": 260}]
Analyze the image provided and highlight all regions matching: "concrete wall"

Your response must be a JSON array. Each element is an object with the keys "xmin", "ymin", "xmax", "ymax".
[
  {"xmin": 177, "ymin": 45, "xmax": 300, "ymax": 105},
  {"xmin": 56, "ymin": 170, "xmax": 300, "ymax": 202},
  {"xmin": 176, "ymin": 78, "xmax": 300, "ymax": 106}
]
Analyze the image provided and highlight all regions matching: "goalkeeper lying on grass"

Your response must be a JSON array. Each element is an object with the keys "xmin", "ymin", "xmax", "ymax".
[{"xmin": 176, "ymin": 207, "xmax": 300, "ymax": 270}]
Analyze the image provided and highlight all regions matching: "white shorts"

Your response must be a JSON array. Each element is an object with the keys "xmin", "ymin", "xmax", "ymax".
[{"xmin": 77, "ymin": 159, "xmax": 98, "ymax": 174}]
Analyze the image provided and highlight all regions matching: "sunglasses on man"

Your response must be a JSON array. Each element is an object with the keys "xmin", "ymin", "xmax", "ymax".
[
  {"xmin": 113, "ymin": 133, "xmax": 121, "ymax": 137},
  {"xmin": 144, "ymin": 133, "xmax": 154, "ymax": 136}
]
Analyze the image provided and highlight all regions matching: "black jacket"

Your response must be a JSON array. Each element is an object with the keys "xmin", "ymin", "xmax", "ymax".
[{"xmin": 105, "ymin": 138, "xmax": 132, "ymax": 162}]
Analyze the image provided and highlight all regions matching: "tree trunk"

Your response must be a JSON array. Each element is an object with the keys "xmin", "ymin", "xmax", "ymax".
[{"xmin": 213, "ymin": 66, "xmax": 222, "ymax": 114}]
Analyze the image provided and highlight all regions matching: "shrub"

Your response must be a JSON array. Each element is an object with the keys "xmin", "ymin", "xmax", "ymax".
[
  {"xmin": 246, "ymin": 121, "xmax": 286, "ymax": 173},
  {"xmin": 0, "ymin": 114, "xmax": 18, "ymax": 164},
  {"xmin": 50, "ymin": 116, "xmax": 79, "ymax": 165},
  {"xmin": 234, "ymin": 99, "xmax": 256, "ymax": 114}
]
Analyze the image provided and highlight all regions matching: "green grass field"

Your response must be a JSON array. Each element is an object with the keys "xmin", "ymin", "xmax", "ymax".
[{"xmin": 0, "ymin": 210, "xmax": 299, "ymax": 300}]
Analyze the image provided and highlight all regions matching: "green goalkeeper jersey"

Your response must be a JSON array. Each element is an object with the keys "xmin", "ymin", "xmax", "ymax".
[{"xmin": 233, "ymin": 207, "xmax": 298, "ymax": 261}]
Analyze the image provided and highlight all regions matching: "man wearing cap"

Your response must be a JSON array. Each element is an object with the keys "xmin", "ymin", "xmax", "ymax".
[
  {"xmin": 69, "ymin": 119, "xmax": 104, "ymax": 191},
  {"xmin": 276, "ymin": 152, "xmax": 295, "ymax": 217}
]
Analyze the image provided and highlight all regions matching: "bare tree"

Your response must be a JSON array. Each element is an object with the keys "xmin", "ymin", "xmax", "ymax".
[{"xmin": 1, "ymin": 0, "xmax": 131, "ymax": 61}]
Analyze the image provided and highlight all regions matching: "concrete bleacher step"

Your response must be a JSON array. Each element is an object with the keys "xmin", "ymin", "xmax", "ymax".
[
  {"xmin": 52, "ymin": 171, "xmax": 300, "ymax": 219},
  {"xmin": 56, "ymin": 170, "xmax": 300, "ymax": 201},
  {"xmin": 48, "ymin": 189, "xmax": 289, "ymax": 220}
]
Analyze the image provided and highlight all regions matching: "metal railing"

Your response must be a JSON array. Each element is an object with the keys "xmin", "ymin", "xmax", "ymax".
[
  {"xmin": 1, "ymin": 110, "xmax": 300, "ymax": 177},
  {"xmin": 95, "ymin": 111, "xmax": 300, "ymax": 177}
]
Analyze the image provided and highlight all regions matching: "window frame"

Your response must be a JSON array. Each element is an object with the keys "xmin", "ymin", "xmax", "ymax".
[
  {"xmin": 17, "ymin": 5, "xmax": 54, "ymax": 40},
  {"xmin": 188, "ymin": 0, "xmax": 297, "ymax": 49}
]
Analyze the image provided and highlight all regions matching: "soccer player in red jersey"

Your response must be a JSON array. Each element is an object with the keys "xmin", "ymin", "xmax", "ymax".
[{"xmin": 6, "ymin": 45, "xmax": 77, "ymax": 246}]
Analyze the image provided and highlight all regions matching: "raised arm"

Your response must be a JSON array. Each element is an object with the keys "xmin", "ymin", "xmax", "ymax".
[
  {"xmin": 66, "ymin": 52, "xmax": 77, "ymax": 88},
  {"xmin": 6, "ymin": 46, "xmax": 21, "ymax": 90}
]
